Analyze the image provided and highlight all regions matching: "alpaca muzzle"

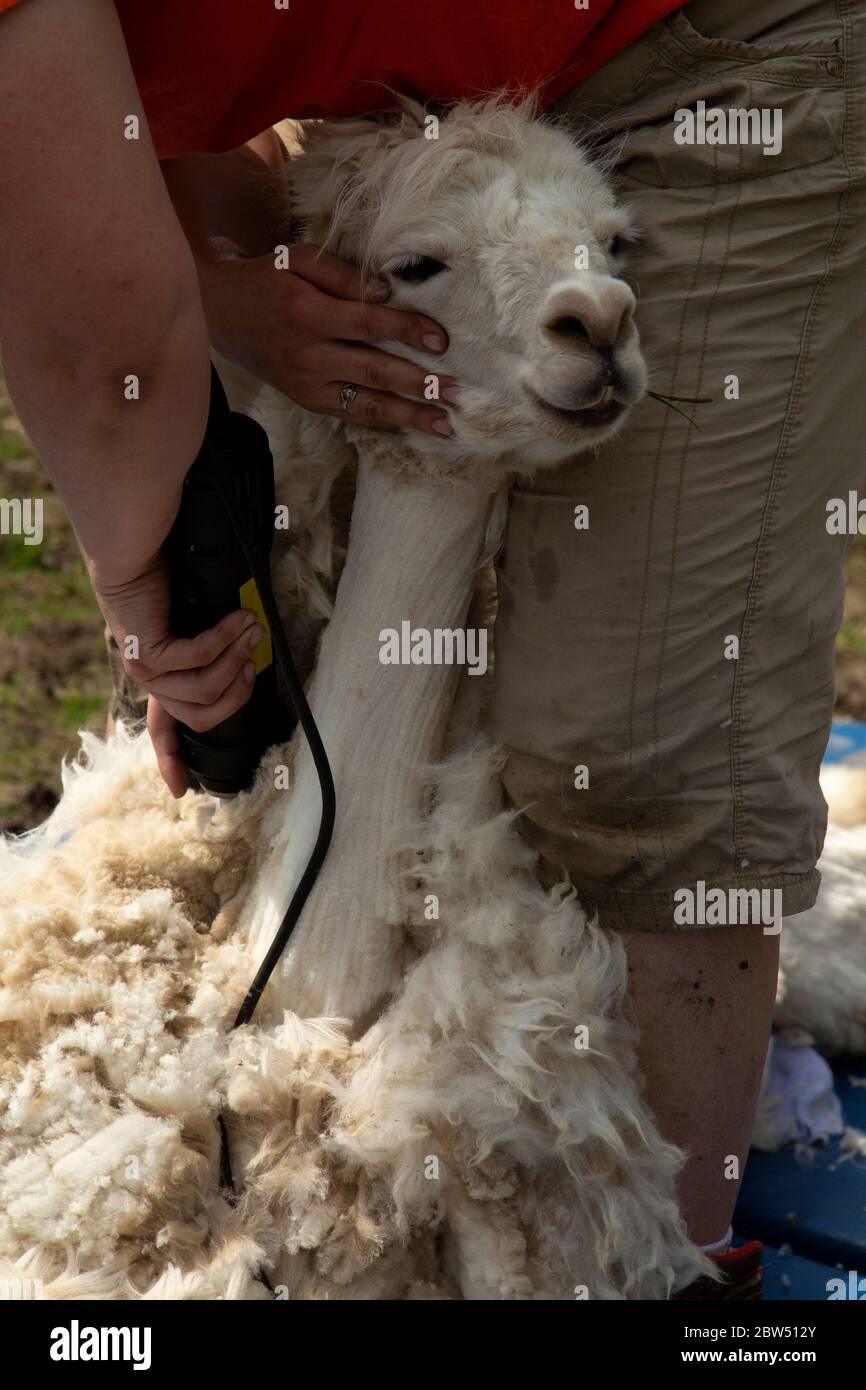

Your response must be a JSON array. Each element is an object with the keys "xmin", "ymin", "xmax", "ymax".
[
  {"xmin": 530, "ymin": 276, "xmax": 646, "ymax": 432},
  {"xmin": 541, "ymin": 273, "xmax": 637, "ymax": 354}
]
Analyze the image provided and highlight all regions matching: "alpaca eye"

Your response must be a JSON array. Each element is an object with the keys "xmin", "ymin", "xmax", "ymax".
[
  {"xmin": 391, "ymin": 256, "xmax": 448, "ymax": 283},
  {"xmin": 608, "ymin": 235, "xmax": 623, "ymax": 257}
]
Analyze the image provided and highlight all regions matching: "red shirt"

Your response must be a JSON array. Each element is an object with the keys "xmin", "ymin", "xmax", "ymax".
[{"xmin": 1, "ymin": 0, "xmax": 686, "ymax": 158}]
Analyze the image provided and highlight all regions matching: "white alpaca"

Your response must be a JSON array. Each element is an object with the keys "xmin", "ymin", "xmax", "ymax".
[
  {"xmin": 8, "ymin": 97, "xmax": 857, "ymax": 1299},
  {"xmin": 769, "ymin": 764, "xmax": 866, "ymax": 1057},
  {"xmin": 219, "ymin": 102, "xmax": 707, "ymax": 1301}
]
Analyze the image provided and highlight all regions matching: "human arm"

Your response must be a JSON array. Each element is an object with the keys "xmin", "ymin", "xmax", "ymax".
[{"xmin": 0, "ymin": 0, "xmax": 259, "ymax": 794}]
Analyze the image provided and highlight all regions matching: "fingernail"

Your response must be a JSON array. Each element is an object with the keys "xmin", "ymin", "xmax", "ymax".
[
  {"xmin": 422, "ymin": 333, "xmax": 447, "ymax": 352},
  {"xmin": 440, "ymin": 384, "xmax": 460, "ymax": 404},
  {"xmin": 240, "ymin": 610, "xmax": 256, "ymax": 628},
  {"xmin": 369, "ymin": 279, "xmax": 390, "ymax": 300},
  {"xmin": 244, "ymin": 660, "xmax": 256, "ymax": 682},
  {"xmin": 431, "ymin": 416, "xmax": 453, "ymax": 436},
  {"xmin": 248, "ymin": 624, "xmax": 265, "ymax": 647}
]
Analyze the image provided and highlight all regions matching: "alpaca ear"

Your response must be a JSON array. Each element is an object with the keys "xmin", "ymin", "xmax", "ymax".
[{"xmin": 290, "ymin": 107, "xmax": 424, "ymax": 251}]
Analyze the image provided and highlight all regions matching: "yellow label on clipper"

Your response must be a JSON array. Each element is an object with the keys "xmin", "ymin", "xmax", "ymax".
[{"xmin": 238, "ymin": 577, "xmax": 273, "ymax": 675}]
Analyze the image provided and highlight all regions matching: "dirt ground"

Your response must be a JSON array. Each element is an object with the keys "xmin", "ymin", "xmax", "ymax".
[{"xmin": 3, "ymin": 365, "xmax": 866, "ymax": 834}]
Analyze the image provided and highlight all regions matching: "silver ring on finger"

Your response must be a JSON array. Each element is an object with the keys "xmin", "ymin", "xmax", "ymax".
[{"xmin": 339, "ymin": 382, "xmax": 359, "ymax": 411}]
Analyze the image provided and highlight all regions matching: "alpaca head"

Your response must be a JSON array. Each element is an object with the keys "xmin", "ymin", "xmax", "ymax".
[{"xmin": 292, "ymin": 97, "xmax": 647, "ymax": 467}]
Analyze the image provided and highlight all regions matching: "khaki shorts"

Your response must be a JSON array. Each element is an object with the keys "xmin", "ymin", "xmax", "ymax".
[
  {"xmin": 492, "ymin": 0, "xmax": 866, "ymax": 929},
  {"xmin": 108, "ymin": 0, "xmax": 864, "ymax": 932}
]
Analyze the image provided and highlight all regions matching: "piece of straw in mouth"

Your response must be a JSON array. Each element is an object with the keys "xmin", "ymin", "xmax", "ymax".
[{"xmin": 647, "ymin": 389, "xmax": 712, "ymax": 429}]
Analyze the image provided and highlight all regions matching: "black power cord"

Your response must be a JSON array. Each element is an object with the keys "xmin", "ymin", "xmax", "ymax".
[
  {"xmin": 208, "ymin": 469, "xmax": 336, "ymax": 1194},
  {"xmin": 216, "ymin": 474, "xmax": 336, "ymax": 1032},
  {"xmin": 218, "ymin": 490, "xmax": 334, "ymax": 1297},
  {"xmin": 169, "ymin": 371, "xmax": 335, "ymax": 1292}
]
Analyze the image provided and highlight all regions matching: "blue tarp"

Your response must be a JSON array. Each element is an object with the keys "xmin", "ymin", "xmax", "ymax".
[
  {"xmin": 735, "ymin": 1060, "xmax": 866, "ymax": 1297},
  {"xmin": 730, "ymin": 719, "xmax": 866, "ymax": 1300}
]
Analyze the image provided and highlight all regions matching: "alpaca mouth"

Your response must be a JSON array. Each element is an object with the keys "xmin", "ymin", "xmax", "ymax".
[{"xmin": 529, "ymin": 385, "xmax": 627, "ymax": 431}]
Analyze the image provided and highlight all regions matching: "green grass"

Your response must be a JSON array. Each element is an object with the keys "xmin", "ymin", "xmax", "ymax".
[
  {"xmin": 0, "ymin": 436, "xmax": 29, "ymax": 463},
  {"xmin": 837, "ymin": 622, "xmax": 866, "ymax": 654},
  {"xmin": 3, "ymin": 533, "xmax": 48, "ymax": 572},
  {"xmin": 58, "ymin": 693, "xmax": 108, "ymax": 730},
  {"xmin": 0, "ymin": 363, "xmax": 109, "ymax": 832}
]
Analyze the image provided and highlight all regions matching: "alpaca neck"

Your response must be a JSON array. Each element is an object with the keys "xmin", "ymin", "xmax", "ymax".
[{"xmin": 244, "ymin": 447, "xmax": 504, "ymax": 1025}]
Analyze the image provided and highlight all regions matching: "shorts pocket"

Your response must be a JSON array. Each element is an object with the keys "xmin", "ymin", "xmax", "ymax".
[
  {"xmin": 660, "ymin": 9, "xmax": 842, "ymax": 65},
  {"xmin": 607, "ymin": 15, "xmax": 847, "ymax": 190}
]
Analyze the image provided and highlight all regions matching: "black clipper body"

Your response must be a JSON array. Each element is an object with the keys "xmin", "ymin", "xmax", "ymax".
[{"xmin": 166, "ymin": 371, "xmax": 294, "ymax": 796}]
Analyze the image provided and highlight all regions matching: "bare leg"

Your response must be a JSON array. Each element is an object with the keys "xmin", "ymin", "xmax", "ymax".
[{"xmin": 617, "ymin": 924, "xmax": 779, "ymax": 1246}]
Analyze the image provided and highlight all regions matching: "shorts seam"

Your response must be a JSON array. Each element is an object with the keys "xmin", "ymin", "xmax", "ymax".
[
  {"xmin": 645, "ymin": 188, "xmax": 730, "ymax": 891},
  {"xmin": 619, "ymin": 51, "xmax": 670, "ymax": 106},
  {"xmin": 649, "ymin": 16, "xmax": 845, "ymax": 88},
  {"xmin": 621, "ymin": 149, "xmax": 843, "ymax": 190},
  {"xmin": 730, "ymin": 5, "xmax": 855, "ymax": 873},
  {"xmin": 591, "ymin": 868, "xmax": 817, "ymax": 902},
  {"xmin": 589, "ymin": 869, "xmax": 820, "ymax": 933}
]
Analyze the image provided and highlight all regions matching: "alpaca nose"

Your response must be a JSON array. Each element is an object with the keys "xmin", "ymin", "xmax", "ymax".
[{"xmin": 541, "ymin": 276, "xmax": 635, "ymax": 352}]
